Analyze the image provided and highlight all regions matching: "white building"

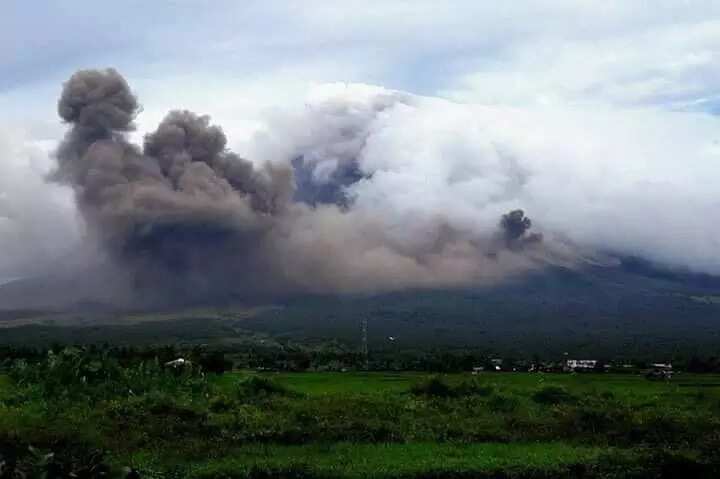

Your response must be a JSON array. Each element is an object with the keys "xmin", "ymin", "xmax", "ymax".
[{"xmin": 565, "ymin": 359, "xmax": 597, "ymax": 371}]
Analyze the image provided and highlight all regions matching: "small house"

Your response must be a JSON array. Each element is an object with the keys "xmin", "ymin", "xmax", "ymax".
[
  {"xmin": 647, "ymin": 363, "xmax": 673, "ymax": 380},
  {"xmin": 564, "ymin": 359, "xmax": 597, "ymax": 372}
]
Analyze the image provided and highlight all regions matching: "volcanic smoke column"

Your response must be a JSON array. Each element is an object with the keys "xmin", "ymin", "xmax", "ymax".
[
  {"xmin": 52, "ymin": 68, "xmax": 293, "ymax": 302},
  {"xmin": 49, "ymin": 68, "xmax": 546, "ymax": 305}
]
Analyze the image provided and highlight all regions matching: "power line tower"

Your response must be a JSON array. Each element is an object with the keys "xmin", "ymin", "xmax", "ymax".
[{"xmin": 360, "ymin": 317, "xmax": 369, "ymax": 370}]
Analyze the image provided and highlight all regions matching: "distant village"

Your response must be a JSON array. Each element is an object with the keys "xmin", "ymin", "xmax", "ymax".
[
  {"xmin": 470, "ymin": 358, "xmax": 674, "ymax": 380},
  {"xmin": 241, "ymin": 347, "xmax": 683, "ymax": 377},
  {"xmin": 4, "ymin": 342, "xmax": 715, "ymax": 378}
]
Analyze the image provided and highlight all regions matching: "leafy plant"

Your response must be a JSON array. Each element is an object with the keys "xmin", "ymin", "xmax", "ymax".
[
  {"xmin": 532, "ymin": 385, "xmax": 576, "ymax": 405},
  {"xmin": 235, "ymin": 376, "xmax": 295, "ymax": 400},
  {"xmin": 410, "ymin": 377, "xmax": 455, "ymax": 398}
]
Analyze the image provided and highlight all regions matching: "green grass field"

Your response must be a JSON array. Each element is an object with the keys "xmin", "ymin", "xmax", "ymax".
[
  {"xmin": 215, "ymin": 371, "xmax": 428, "ymax": 395},
  {"xmin": 182, "ymin": 442, "xmax": 605, "ymax": 479},
  {"xmin": 219, "ymin": 370, "xmax": 720, "ymax": 402},
  {"xmin": 2, "ymin": 358, "xmax": 720, "ymax": 478}
]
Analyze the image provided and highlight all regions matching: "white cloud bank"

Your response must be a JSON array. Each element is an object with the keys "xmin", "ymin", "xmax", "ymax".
[
  {"xmin": 247, "ymin": 84, "xmax": 720, "ymax": 276},
  {"xmin": 444, "ymin": 17, "xmax": 720, "ymax": 111},
  {"xmin": 0, "ymin": 126, "xmax": 79, "ymax": 278}
]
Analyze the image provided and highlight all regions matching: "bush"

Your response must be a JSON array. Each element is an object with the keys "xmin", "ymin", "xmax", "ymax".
[
  {"xmin": 144, "ymin": 394, "xmax": 207, "ymax": 421},
  {"xmin": 236, "ymin": 376, "xmax": 294, "ymax": 400},
  {"xmin": 198, "ymin": 352, "xmax": 233, "ymax": 375},
  {"xmin": 487, "ymin": 393, "xmax": 520, "ymax": 413},
  {"xmin": 599, "ymin": 390, "xmax": 615, "ymax": 400},
  {"xmin": 411, "ymin": 377, "xmax": 497, "ymax": 399},
  {"xmin": 190, "ymin": 463, "xmax": 312, "ymax": 479},
  {"xmin": 454, "ymin": 378, "xmax": 496, "ymax": 397},
  {"xmin": 9, "ymin": 348, "xmax": 124, "ymax": 399},
  {"xmin": 209, "ymin": 395, "xmax": 237, "ymax": 413},
  {"xmin": 561, "ymin": 404, "xmax": 630, "ymax": 437},
  {"xmin": 652, "ymin": 450, "xmax": 718, "ymax": 479},
  {"xmin": 410, "ymin": 376, "xmax": 456, "ymax": 398},
  {"xmin": 532, "ymin": 385, "xmax": 576, "ymax": 405},
  {"xmin": 0, "ymin": 442, "xmax": 135, "ymax": 479},
  {"xmin": 8, "ymin": 347, "xmax": 209, "ymax": 401}
]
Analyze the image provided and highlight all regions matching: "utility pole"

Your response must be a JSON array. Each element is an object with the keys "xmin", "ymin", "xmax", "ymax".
[{"xmin": 360, "ymin": 317, "xmax": 369, "ymax": 370}]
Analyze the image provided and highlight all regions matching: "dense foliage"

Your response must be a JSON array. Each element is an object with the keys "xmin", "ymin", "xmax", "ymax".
[{"xmin": 1, "ymin": 348, "xmax": 720, "ymax": 477}]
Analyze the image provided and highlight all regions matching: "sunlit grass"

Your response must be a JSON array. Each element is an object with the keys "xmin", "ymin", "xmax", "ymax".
[{"xmin": 186, "ymin": 442, "xmax": 606, "ymax": 479}]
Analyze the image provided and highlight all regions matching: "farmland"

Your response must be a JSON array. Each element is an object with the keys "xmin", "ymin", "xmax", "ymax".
[{"xmin": 1, "ymin": 349, "xmax": 720, "ymax": 478}]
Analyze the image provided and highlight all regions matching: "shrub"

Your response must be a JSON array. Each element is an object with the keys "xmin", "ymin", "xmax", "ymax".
[
  {"xmin": 454, "ymin": 378, "xmax": 496, "ymax": 397},
  {"xmin": 209, "ymin": 395, "xmax": 237, "ymax": 413},
  {"xmin": 487, "ymin": 393, "xmax": 520, "ymax": 413},
  {"xmin": 236, "ymin": 376, "xmax": 294, "ymax": 400},
  {"xmin": 145, "ymin": 394, "xmax": 206, "ymax": 421},
  {"xmin": 8, "ymin": 348, "xmax": 124, "ymax": 399},
  {"xmin": 532, "ymin": 385, "xmax": 576, "ymax": 405},
  {"xmin": 599, "ymin": 390, "xmax": 615, "ymax": 400},
  {"xmin": 411, "ymin": 377, "xmax": 496, "ymax": 399},
  {"xmin": 0, "ymin": 442, "xmax": 135, "ymax": 479},
  {"xmin": 197, "ymin": 352, "xmax": 233, "ymax": 375},
  {"xmin": 8, "ymin": 347, "xmax": 209, "ymax": 401},
  {"xmin": 570, "ymin": 405, "xmax": 626, "ymax": 436},
  {"xmin": 189, "ymin": 462, "xmax": 312, "ymax": 479},
  {"xmin": 410, "ymin": 376, "xmax": 455, "ymax": 398}
]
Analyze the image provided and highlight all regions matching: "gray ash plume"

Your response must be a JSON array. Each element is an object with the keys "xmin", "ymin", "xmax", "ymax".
[
  {"xmin": 500, "ymin": 209, "xmax": 543, "ymax": 249},
  {"xmin": 52, "ymin": 68, "xmax": 293, "ymax": 303},
  {"xmin": 49, "ymin": 68, "xmax": 552, "ymax": 306}
]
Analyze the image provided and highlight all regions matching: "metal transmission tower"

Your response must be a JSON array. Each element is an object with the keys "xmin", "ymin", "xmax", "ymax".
[{"xmin": 360, "ymin": 317, "xmax": 369, "ymax": 370}]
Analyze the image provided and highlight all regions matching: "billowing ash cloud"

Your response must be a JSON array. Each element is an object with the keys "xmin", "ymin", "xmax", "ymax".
[
  {"xmin": 500, "ymin": 210, "xmax": 542, "ymax": 249},
  {"xmin": 249, "ymin": 83, "xmax": 720, "ymax": 277},
  {"xmin": 47, "ymin": 69, "xmax": 551, "ymax": 305},
  {"xmin": 5, "ymin": 67, "xmax": 718, "ymax": 308},
  {"xmin": 267, "ymin": 84, "xmax": 414, "ymax": 208},
  {"xmin": 51, "ymin": 69, "xmax": 296, "ymax": 303}
]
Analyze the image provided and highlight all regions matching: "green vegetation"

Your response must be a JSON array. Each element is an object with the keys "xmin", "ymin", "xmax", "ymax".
[
  {"xmin": 185, "ymin": 443, "xmax": 605, "ymax": 479},
  {"xmin": 2, "ymin": 348, "xmax": 720, "ymax": 477},
  {"xmin": 4, "ymin": 261, "xmax": 720, "ymax": 361}
]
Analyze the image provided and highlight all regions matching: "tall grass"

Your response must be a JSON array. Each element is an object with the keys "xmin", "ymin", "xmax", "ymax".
[{"xmin": 2, "ymin": 356, "xmax": 720, "ymax": 477}]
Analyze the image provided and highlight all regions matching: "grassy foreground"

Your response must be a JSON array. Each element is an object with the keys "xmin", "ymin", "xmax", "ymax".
[
  {"xmin": 1, "ymin": 351, "xmax": 720, "ymax": 477},
  {"xmin": 180, "ymin": 443, "xmax": 604, "ymax": 478}
]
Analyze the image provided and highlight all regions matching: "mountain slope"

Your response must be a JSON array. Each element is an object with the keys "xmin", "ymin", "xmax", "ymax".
[
  {"xmin": 0, "ymin": 258, "xmax": 719, "ymax": 357},
  {"xmin": 239, "ymin": 260, "xmax": 720, "ymax": 357}
]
